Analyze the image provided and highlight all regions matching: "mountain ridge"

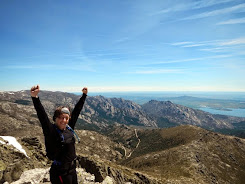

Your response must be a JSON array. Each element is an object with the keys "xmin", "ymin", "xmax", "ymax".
[
  {"xmin": 1, "ymin": 90, "xmax": 244, "ymax": 132},
  {"xmin": 122, "ymin": 125, "xmax": 245, "ymax": 184}
]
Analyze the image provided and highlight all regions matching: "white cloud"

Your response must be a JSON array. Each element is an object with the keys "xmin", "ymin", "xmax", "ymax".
[
  {"xmin": 143, "ymin": 55, "xmax": 232, "ymax": 65},
  {"xmin": 134, "ymin": 68, "xmax": 184, "ymax": 74},
  {"xmin": 182, "ymin": 43, "xmax": 208, "ymax": 48},
  {"xmin": 4, "ymin": 63, "xmax": 96, "ymax": 72},
  {"xmin": 56, "ymin": 85, "xmax": 245, "ymax": 92},
  {"xmin": 171, "ymin": 38, "xmax": 245, "ymax": 53},
  {"xmin": 151, "ymin": 0, "xmax": 234, "ymax": 16},
  {"xmin": 181, "ymin": 3, "xmax": 245, "ymax": 20},
  {"xmin": 217, "ymin": 17, "xmax": 245, "ymax": 25},
  {"xmin": 191, "ymin": 0, "xmax": 234, "ymax": 9},
  {"xmin": 199, "ymin": 47, "xmax": 229, "ymax": 52},
  {"xmin": 171, "ymin": 42, "xmax": 193, "ymax": 46},
  {"xmin": 171, "ymin": 40, "xmax": 219, "ymax": 48},
  {"xmin": 217, "ymin": 37, "xmax": 245, "ymax": 46},
  {"xmin": 9, "ymin": 81, "xmax": 245, "ymax": 93},
  {"xmin": 150, "ymin": 4, "xmax": 187, "ymax": 15}
]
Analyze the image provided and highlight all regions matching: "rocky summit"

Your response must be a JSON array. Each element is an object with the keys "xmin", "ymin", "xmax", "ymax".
[{"xmin": 1, "ymin": 90, "xmax": 245, "ymax": 183}]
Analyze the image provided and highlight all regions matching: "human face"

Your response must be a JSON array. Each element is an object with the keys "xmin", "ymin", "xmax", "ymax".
[{"xmin": 55, "ymin": 113, "xmax": 70, "ymax": 130}]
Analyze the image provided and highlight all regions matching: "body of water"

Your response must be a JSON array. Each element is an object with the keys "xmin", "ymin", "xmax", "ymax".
[{"xmin": 199, "ymin": 107, "xmax": 245, "ymax": 118}]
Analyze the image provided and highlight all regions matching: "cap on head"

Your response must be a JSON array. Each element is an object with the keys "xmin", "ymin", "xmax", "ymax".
[
  {"xmin": 53, "ymin": 106, "xmax": 71, "ymax": 121},
  {"xmin": 61, "ymin": 107, "xmax": 70, "ymax": 115}
]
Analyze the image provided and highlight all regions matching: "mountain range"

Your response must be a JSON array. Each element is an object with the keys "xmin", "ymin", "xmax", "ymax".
[
  {"xmin": 1, "ymin": 90, "xmax": 245, "ymax": 183},
  {"xmin": 1, "ymin": 90, "xmax": 244, "ymax": 131}
]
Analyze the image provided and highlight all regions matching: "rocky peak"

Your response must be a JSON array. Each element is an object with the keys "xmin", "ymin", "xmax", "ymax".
[{"xmin": 142, "ymin": 100, "xmax": 236, "ymax": 129}]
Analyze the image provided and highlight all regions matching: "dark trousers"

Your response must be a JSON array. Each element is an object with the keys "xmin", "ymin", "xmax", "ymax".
[{"xmin": 50, "ymin": 164, "xmax": 78, "ymax": 184}]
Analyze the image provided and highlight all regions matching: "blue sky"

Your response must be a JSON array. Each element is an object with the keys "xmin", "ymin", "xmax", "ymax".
[{"xmin": 0, "ymin": 0, "xmax": 245, "ymax": 92}]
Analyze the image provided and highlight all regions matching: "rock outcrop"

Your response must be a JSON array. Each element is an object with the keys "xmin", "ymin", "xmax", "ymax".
[
  {"xmin": 8, "ymin": 168, "xmax": 115, "ymax": 184},
  {"xmin": 0, "ymin": 136, "xmax": 49, "ymax": 183},
  {"xmin": 77, "ymin": 155, "xmax": 160, "ymax": 184}
]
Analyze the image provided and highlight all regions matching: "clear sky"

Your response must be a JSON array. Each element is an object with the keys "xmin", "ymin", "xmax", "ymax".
[{"xmin": 0, "ymin": 0, "xmax": 245, "ymax": 92}]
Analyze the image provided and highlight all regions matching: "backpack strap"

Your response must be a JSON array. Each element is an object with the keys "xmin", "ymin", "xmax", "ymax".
[
  {"xmin": 66, "ymin": 125, "xmax": 80, "ymax": 143},
  {"xmin": 53, "ymin": 124, "xmax": 65, "ymax": 144},
  {"xmin": 53, "ymin": 124, "xmax": 80, "ymax": 143}
]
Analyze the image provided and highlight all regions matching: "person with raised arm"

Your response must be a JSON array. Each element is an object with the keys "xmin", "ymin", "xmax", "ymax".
[{"xmin": 31, "ymin": 85, "xmax": 87, "ymax": 184}]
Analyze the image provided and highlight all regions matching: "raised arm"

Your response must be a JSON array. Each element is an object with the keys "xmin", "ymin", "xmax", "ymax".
[
  {"xmin": 31, "ymin": 85, "xmax": 52, "ymax": 135},
  {"xmin": 69, "ymin": 87, "xmax": 88, "ymax": 129}
]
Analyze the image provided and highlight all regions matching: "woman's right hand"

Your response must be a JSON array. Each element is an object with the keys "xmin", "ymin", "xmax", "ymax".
[{"xmin": 30, "ymin": 85, "xmax": 40, "ymax": 98}]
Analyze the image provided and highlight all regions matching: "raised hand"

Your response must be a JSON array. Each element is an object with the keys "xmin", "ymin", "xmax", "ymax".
[
  {"xmin": 82, "ymin": 87, "xmax": 88, "ymax": 95},
  {"xmin": 30, "ymin": 85, "xmax": 40, "ymax": 97}
]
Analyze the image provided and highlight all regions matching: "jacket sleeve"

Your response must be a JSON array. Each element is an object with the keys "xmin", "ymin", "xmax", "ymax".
[
  {"xmin": 32, "ymin": 97, "xmax": 52, "ymax": 135},
  {"xmin": 69, "ymin": 93, "xmax": 87, "ymax": 129}
]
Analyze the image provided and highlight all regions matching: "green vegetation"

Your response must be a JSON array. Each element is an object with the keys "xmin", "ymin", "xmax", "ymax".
[
  {"xmin": 75, "ymin": 119, "xmax": 101, "ymax": 132},
  {"xmin": 233, "ymin": 121, "xmax": 245, "ymax": 129},
  {"xmin": 14, "ymin": 100, "xmax": 31, "ymax": 105},
  {"xmin": 156, "ymin": 117, "xmax": 179, "ymax": 128},
  {"xmin": 131, "ymin": 130, "xmax": 184, "ymax": 158},
  {"xmin": 213, "ymin": 121, "xmax": 245, "ymax": 138},
  {"xmin": 122, "ymin": 126, "xmax": 202, "ymax": 162},
  {"xmin": 121, "ymin": 125, "xmax": 245, "ymax": 184},
  {"xmin": 214, "ymin": 129, "xmax": 245, "ymax": 138}
]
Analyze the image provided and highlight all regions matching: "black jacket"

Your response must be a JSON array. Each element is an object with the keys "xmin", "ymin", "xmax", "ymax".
[{"xmin": 32, "ymin": 94, "xmax": 87, "ymax": 164}]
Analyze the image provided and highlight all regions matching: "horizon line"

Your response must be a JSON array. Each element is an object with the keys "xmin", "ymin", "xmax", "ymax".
[{"xmin": 1, "ymin": 89, "xmax": 245, "ymax": 93}]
